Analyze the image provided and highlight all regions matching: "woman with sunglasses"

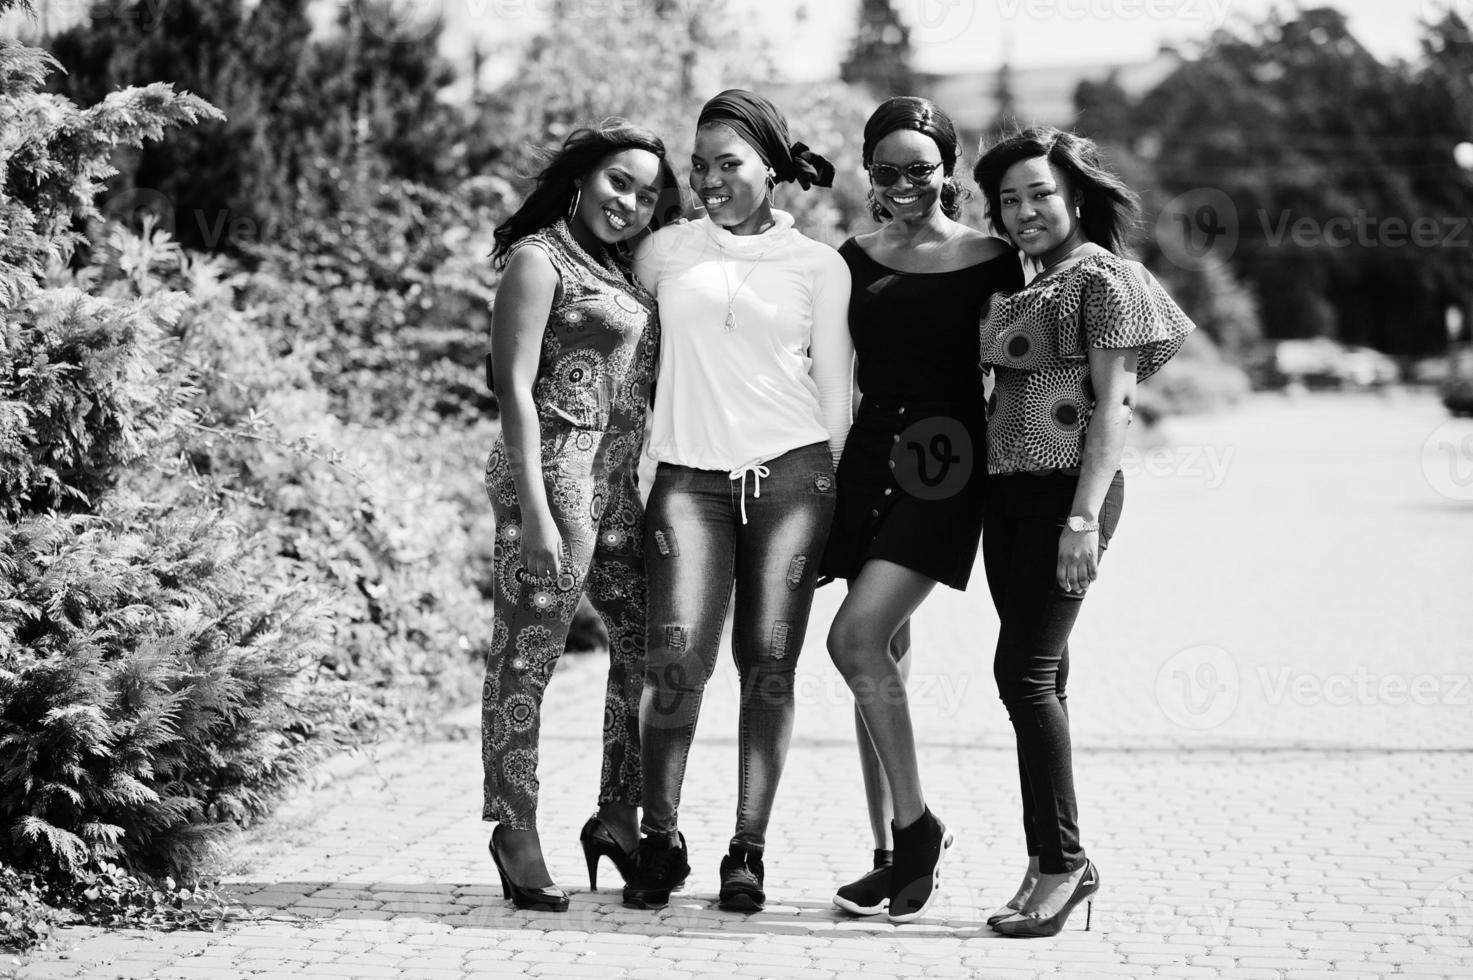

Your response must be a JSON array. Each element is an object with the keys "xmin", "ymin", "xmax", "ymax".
[
  {"xmin": 972, "ymin": 126, "xmax": 1193, "ymax": 936},
  {"xmin": 482, "ymin": 121, "xmax": 678, "ymax": 911},
  {"xmin": 621, "ymin": 89, "xmax": 851, "ymax": 913},
  {"xmin": 822, "ymin": 97, "xmax": 1022, "ymax": 923}
]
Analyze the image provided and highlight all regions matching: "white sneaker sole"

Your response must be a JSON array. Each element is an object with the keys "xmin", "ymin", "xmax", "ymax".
[
  {"xmin": 886, "ymin": 829, "xmax": 954, "ymax": 924},
  {"xmin": 833, "ymin": 893, "xmax": 887, "ymax": 916}
]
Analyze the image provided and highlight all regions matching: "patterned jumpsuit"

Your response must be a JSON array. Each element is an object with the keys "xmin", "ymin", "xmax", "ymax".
[{"xmin": 482, "ymin": 219, "xmax": 659, "ymax": 829}]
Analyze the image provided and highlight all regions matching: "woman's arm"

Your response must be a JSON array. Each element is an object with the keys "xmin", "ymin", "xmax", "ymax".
[
  {"xmin": 491, "ymin": 244, "xmax": 564, "ymax": 582},
  {"xmin": 809, "ymin": 250, "xmax": 855, "ymax": 467},
  {"xmin": 1058, "ymin": 346, "xmax": 1138, "ymax": 593}
]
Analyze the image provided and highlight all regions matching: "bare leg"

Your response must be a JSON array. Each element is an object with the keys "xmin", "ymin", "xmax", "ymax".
[
  {"xmin": 853, "ymin": 620, "xmax": 912, "ymax": 849},
  {"xmin": 827, "ymin": 561, "xmax": 937, "ymax": 828}
]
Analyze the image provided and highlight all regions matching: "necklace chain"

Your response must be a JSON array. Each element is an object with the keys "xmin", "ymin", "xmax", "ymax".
[{"xmin": 718, "ymin": 233, "xmax": 780, "ymax": 332}]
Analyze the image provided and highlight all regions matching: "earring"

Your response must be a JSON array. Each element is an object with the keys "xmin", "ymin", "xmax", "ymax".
[
  {"xmin": 568, "ymin": 186, "xmax": 582, "ymax": 220},
  {"xmin": 866, "ymin": 189, "xmax": 887, "ymax": 223},
  {"xmin": 1074, "ymin": 204, "xmax": 1081, "ymax": 218}
]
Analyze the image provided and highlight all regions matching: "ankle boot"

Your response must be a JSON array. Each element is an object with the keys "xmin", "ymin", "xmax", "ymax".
[{"xmin": 887, "ymin": 808, "xmax": 952, "ymax": 923}]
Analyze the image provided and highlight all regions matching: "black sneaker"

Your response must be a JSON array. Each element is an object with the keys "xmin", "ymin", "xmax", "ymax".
[
  {"xmin": 716, "ymin": 844, "xmax": 766, "ymax": 912},
  {"xmin": 833, "ymin": 848, "xmax": 892, "ymax": 916},
  {"xmin": 888, "ymin": 808, "xmax": 953, "ymax": 923},
  {"xmin": 621, "ymin": 832, "xmax": 690, "ymax": 910}
]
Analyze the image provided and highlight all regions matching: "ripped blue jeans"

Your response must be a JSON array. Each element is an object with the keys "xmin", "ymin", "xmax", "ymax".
[{"xmin": 639, "ymin": 441, "xmax": 836, "ymax": 852}]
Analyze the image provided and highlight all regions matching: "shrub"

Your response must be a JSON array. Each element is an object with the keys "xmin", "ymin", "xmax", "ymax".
[{"xmin": 2, "ymin": 10, "xmax": 370, "ymax": 943}]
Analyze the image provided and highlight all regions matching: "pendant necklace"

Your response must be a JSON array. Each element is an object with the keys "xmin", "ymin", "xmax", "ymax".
[{"xmin": 719, "ymin": 220, "xmax": 779, "ymax": 332}]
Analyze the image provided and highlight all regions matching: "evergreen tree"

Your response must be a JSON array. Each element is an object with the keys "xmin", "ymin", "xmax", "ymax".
[
  {"xmin": 46, "ymin": 0, "xmax": 461, "ymax": 253},
  {"xmin": 1089, "ymin": 8, "xmax": 1467, "ymax": 356},
  {"xmin": 0, "ymin": 0, "xmax": 349, "ymax": 912},
  {"xmin": 840, "ymin": 0, "xmax": 914, "ymax": 97}
]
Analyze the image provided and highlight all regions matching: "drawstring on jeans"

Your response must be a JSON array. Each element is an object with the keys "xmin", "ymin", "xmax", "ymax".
[{"xmin": 729, "ymin": 461, "xmax": 771, "ymax": 525}]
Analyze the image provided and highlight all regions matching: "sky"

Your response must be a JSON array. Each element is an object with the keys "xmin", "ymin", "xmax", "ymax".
[
  {"xmin": 418, "ymin": 0, "xmax": 1436, "ymax": 87},
  {"xmin": 1, "ymin": 0, "xmax": 1437, "ymax": 83}
]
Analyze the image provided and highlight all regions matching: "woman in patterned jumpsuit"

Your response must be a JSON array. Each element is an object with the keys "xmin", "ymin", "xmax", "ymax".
[{"xmin": 482, "ymin": 121, "xmax": 679, "ymax": 911}]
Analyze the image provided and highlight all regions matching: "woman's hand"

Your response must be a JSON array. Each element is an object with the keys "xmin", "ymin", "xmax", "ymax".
[
  {"xmin": 521, "ymin": 510, "xmax": 564, "ymax": 585},
  {"xmin": 1057, "ymin": 527, "xmax": 1099, "ymax": 594}
]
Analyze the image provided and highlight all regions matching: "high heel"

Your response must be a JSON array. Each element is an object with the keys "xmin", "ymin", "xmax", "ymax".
[
  {"xmin": 488, "ymin": 825, "xmax": 570, "ymax": 912},
  {"xmin": 986, "ymin": 856, "xmax": 1041, "ymax": 927},
  {"xmin": 579, "ymin": 814, "xmax": 636, "ymax": 891},
  {"xmin": 992, "ymin": 859, "xmax": 1099, "ymax": 938}
]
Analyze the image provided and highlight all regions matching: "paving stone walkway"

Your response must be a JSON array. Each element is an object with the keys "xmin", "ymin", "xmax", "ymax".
[{"xmin": 12, "ymin": 391, "xmax": 1473, "ymax": 980}]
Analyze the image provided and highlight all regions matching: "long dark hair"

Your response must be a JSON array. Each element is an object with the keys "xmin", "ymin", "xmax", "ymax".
[
  {"xmin": 492, "ymin": 120, "xmax": 680, "ymax": 269},
  {"xmin": 861, "ymin": 96, "xmax": 969, "ymax": 221},
  {"xmin": 973, "ymin": 126, "xmax": 1140, "ymax": 255}
]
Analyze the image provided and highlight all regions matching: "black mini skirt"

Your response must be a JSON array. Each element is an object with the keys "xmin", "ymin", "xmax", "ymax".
[{"xmin": 819, "ymin": 396, "xmax": 988, "ymax": 590}]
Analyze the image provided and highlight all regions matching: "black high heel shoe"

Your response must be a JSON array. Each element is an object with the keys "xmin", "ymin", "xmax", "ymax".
[
  {"xmin": 579, "ymin": 814, "xmax": 636, "ymax": 891},
  {"xmin": 488, "ymin": 825, "xmax": 570, "ymax": 912},
  {"xmin": 992, "ymin": 859, "xmax": 1098, "ymax": 937}
]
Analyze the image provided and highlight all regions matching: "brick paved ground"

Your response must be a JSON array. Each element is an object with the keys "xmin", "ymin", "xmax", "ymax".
[{"xmin": 12, "ymin": 391, "xmax": 1473, "ymax": 980}]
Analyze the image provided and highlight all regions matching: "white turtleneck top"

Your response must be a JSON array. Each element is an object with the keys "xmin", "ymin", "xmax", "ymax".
[{"xmin": 633, "ymin": 212, "xmax": 853, "ymax": 472}]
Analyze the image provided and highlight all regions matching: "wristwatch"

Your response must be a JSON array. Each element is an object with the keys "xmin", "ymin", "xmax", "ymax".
[{"xmin": 1065, "ymin": 516, "xmax": 1100, "ymax": 533}]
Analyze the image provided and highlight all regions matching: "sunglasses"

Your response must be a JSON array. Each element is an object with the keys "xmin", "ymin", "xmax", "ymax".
[{"xmin": 867, "ymin": 161, "xmax": 943, "ymax": 186}]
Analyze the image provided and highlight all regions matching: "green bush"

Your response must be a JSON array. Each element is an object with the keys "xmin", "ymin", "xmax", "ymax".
[
  {"xmin": 2, "ymin": 14, "xmax": 373, "ymax": 944},
  {"xmin": 0, "ymin": 509, "xmax": 348, "ymax": 877}
]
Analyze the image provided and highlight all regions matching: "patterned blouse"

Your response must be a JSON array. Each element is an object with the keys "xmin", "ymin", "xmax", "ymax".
[
  {"xmin": 507, "ymin": 219, "xmax": 659, "ymax": 434},
  {"xmin": 980, "ymin": 250, "xmax": 1195, "ymax": 474}
]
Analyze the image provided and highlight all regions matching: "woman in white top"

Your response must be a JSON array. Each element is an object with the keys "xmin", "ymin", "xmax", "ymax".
[{"xmin": 621, "ymin": 89, "xmax": 853, "ymax": 913}]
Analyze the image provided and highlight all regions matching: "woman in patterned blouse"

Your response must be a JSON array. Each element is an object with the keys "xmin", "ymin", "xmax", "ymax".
[
  {"xmin": 482, "ymin": 121, "xmax": 678, "ymax": 911},
  {"xmin": 972, "ymin": 127, "xmax": 1194, "ymax": 937}
]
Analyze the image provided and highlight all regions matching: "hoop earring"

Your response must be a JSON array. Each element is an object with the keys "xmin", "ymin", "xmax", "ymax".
[{"xmin": 568, "ymin": 187, "xmax": 582, "ymax": 220}]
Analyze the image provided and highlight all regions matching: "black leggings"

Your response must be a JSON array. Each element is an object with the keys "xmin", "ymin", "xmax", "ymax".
[{"xmin": 982, "ymin": 470, "xmax": 1124, "ymax": 874}]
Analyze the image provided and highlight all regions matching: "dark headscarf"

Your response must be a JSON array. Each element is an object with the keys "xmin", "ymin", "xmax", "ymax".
[{"xmin": 697, "ymin": 89, "xmax": 835, "ymax": 190}]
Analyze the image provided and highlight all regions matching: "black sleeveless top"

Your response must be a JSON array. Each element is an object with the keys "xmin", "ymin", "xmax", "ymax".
[{"xmin": 840, "ymin": 238, "xmax": 1023, "ymax": 405}]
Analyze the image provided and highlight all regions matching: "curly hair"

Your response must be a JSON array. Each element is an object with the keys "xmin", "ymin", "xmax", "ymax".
[
  {"xmin": 972, "ymin": 125, "xmax": 1140, "ymax": 255},
  {"xmin": 491, "ymin": 120, "xmax": 681, "ymax": 269},
  {"xmin": 861, "ymin": 96, "xmax": 970, "ymax": 222}
]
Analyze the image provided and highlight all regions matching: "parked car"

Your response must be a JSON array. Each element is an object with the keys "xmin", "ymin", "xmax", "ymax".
[{"xmin": 1270, "ymin": 338, "xmax": 1400, "ymax": 389}]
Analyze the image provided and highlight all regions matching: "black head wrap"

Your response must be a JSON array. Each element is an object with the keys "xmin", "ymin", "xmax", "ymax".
[{"xmin": 697, "ymin": 89, "xmax": 835, "ymax": 190}]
